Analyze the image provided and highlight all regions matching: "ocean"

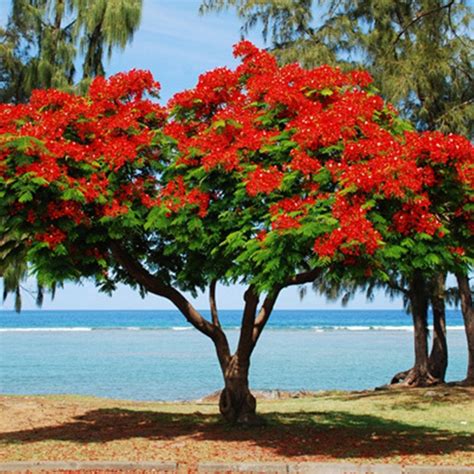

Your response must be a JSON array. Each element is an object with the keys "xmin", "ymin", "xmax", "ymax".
[{"xmin": 0, "ymin": 309, "xmax": 468, "ymax": 401}]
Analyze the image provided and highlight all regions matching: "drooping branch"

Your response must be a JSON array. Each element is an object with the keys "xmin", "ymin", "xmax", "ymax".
[
  {"xmin": 110, "ymin": 242, "xmax": 216, "ymax": 339},
  {"xmin": 209, "ymin": 278, "xmax": 220, "ymax": 328}
]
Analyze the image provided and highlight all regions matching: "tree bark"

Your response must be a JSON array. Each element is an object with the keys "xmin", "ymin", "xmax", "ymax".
[
  {"xmin": 217, "ymin": 286, "xmax": 261, "ymax": 424},
  {"xmin": 456, "ymin": 272, "xmax": 474, "ymax": 385},
  {"xmin": 219, "ymin": 354, "xmax": 257, "ymax": 424},
  {"xmin": 429, "ymin": 273, "xmax": 448, "ymax": 381},
  {"xmin": 392, "ymin": 272, "xmax": 438, "ymax": 387}
]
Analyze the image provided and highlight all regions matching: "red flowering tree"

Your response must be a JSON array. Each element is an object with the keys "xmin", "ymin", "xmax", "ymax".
[
  {"xmin": 1, "ymin": 42, "xmax": 473, "ymax": 421},
  {"xmin": 379, "ymin": 131, "xmax": 474, "ymax": 386}
]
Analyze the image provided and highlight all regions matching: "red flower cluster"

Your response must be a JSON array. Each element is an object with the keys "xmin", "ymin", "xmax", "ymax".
[
  {"xmin": 0, "ymin": 70, "xmax": 166, "ymax": 240},
  {"xmin": 1, "ymin": 40, "xmax": 472, "ymax": 275},
  {"xmin": 393, "ymin": 196, "xmax": 442, "ymax": 236},
  {"xmin": 35, "ymin": 227, "xmax": 67, "ymax": 249},
  {"xmin": 289, "ymin": 149, "xmax": 321, "ymax": 176},
  {"xmin": 160, "ymin": 177, "xmax": 210, "ymax": 218},
  {"xmin": 246, "ymin": 166, "xmax": 284, "ymax": 196},
  {"xmin": 270, "ymin": 197, "xmax": 316, "ymax": 230},
  {"xmin": 314, "ymin": 197, "xmax": 381, "ymax": 257},
  {"xmin": 47, "ymin": 201, "xmax": 87, "ymax": 225}
]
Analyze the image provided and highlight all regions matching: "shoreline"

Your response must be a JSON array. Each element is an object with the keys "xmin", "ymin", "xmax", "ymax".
[{"xmin": 1, "ymin": 384, "xmax": 472, "ymax": 404}]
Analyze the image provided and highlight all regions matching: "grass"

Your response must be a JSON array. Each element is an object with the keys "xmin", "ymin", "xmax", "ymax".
[{"xmin": 0, "ymin": 386, "xmax": 473, "ymax": 467}]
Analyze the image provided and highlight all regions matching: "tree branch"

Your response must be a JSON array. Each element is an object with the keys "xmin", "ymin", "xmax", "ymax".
[
  {"xmin": 209, "ymin": 278, "xmax": 220, "ymax": 328},
  {"xmin": 392, "ymin": 1, "xmax": 455, "ymax": 48},
  {"xmin": 252, "ymin": 285, "xmax": 283, "ymax": 346},
  {"xmin": 386, "ymin": 276, "xmax": 409, "ymax": 296},
  {"xmin": 434, "ymin": 98, "xmax": 474, "ymax": 125},
  {"xmin": 285, "ymin": 267, "xmax": 322, "ymax": 286},
  {"xmin": 237, "ymin": 285, "xmax": 259, "ymax": 361},
  {"xmin": 110, "ymin": 242, "xmax": 216, "ymax": 339}
]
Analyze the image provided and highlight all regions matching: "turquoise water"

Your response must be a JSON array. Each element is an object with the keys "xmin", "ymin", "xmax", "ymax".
[{"xmin": 0, "ymin": 310, "xmax": 468, "ymax": 400}]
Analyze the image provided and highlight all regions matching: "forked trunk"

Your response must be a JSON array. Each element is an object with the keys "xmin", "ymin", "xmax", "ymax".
[
  {"xmin": 456, "ymin": 272, "xmax": 474, "ymax": 385},
  {"xmin": 429, "ymin": 273, "xmax": 447, "ymax": 381},
  {"xmin": 392, "ymin": 273, "xmax": 438, "ymax": 387},
  {"xmin": 219, "ymin": 354, "xmax": 257, "ymax": 424}
]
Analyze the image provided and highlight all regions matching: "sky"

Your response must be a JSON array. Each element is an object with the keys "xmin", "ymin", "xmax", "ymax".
[{"xmin": 0, "ymin": 0, "xmax": 406, "ymax": 311}]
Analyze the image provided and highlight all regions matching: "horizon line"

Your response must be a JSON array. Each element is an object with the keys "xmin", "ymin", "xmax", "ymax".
[{"xmin": 0, "ymin": 307, "xmax": 461, "ymax": 312}]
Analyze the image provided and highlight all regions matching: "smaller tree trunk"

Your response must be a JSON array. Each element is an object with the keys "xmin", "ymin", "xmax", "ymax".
[
  {"xmin": 219, "ymin": 354, "xmax": 258, "ymax": 424},
  {"xmin": 429, "ymin": 273, "xmax": 448, "ymax": 381},
  {"xmin": 456, "ymin": 272, "xmax": 474, "ymax": 385},
  {"xmin": 392, "ymin": 273, "xmax": 438, "ymax": 387}
]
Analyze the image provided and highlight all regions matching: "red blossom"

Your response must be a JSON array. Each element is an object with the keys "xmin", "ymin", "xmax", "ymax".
[
  {"xmin": 246, "ymin": 166, "xmax": 284, "ymax": 196},
  {"xmin": 289, "ymin": 149, "xmax": 321, "ymax": 175},
  {"xmin": 35, "ymin": 227, "xmax": 67, "ymax": 249},
  {"xmin": 392, "ymin": 195, "xmax": 442, "ymax": 236}
]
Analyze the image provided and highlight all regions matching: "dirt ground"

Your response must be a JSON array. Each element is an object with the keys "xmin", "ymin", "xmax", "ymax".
[{"xmin": 0, "ymin": 388, "xmax": 473, "ymax": 469}]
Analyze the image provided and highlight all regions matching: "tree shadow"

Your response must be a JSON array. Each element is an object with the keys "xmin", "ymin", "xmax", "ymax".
[{"xmin": 1, "ymin": 406, "xmax": 472, "ymax": 459}]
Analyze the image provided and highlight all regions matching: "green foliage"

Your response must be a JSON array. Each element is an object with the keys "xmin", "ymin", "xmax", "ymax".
[{"xmin": 0, "ymin": 0, "xmax": 143, "ymax": 102}]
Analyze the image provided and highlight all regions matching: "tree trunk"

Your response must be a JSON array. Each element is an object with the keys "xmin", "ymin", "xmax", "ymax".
[
  {"xmin": 456, "ymin": 272, "xmax": 474, "ymax": 385},
  {"xmin": 392, "ymin": 273, "xmax": 438, "ymax": 387},
  {"xmin": 219, "ymin": 354, "xmax": 258, "ymax": 424},
  {"xmin": 429, "ymin": 273, "xmax": 448, "ymax": 381}
]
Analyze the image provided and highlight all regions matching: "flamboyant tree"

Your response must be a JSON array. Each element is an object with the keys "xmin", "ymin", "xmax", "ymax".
[
  {"xmin": 377, "ymin": 131, "xmax": 474, "ymax": 385},
  {"xmin": 1, "ymin": 43, "xmax": 472, "ymax": 421}
]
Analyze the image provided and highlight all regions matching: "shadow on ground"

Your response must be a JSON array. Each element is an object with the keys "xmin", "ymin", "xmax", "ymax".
[{"xmin": 1, "ymin": 400, "xmax": 472, "ymax": 459}]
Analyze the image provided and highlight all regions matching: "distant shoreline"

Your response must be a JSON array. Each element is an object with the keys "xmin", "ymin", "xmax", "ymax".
[{"xmin": 0, "ymin": 324, "xmax": 467, "ymax": 332}]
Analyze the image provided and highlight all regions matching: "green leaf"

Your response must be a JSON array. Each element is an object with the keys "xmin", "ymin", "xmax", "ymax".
[
  {"xmin": 320, "ymin": 88, "xmax": 333, "ymax": 96},
  {"xmin": 18, "ymin": 191, "xmax": 33, "ymax": 203}
]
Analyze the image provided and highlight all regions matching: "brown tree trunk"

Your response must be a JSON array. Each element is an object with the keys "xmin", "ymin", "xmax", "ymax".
[
  {"xmin": 392, "ymin": 273, "xmax": 438, "ymax": 387},
  {"xmin": 216, "ymin": 287, "xmax": 261, "ymax": 424},
  {"xmin": 456, "ymin": 272, "xmax": 474, "ymax": 385},
  {"xmin": 219, "ymin": 354, "xmax": 258, "ymax": 424},
  {"xmin": 429, "ymin": 273, "xmax": 448, "ymax": 381},
  {"xmin": 111, "ymin": 242, "xmax": 321, "ymax": 423}
]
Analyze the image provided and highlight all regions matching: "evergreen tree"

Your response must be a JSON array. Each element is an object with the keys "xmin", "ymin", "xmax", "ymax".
[
  {"xmin": 201, "ymin": 0, "xmax": 473, "ymax": 137},
  {"xmin": 0, "ymin": 0, "xmax": 143, "ymax": 102}
]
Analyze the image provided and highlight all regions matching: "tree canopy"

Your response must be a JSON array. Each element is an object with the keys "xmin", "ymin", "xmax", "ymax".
[{"xmin": 0, "ymin": 42, "xmax": 472, "ymax": 418}]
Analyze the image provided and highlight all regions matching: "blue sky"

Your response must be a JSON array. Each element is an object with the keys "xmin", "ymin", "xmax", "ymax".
[{"xmin": 0, "ymin": 1, "xmax": 406, "ymax": 310}]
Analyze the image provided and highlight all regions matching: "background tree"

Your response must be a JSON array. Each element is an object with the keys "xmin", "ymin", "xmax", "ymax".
[{"xmin": 0, "ymin": 0, "xmax": 143, "ymax": 102}]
